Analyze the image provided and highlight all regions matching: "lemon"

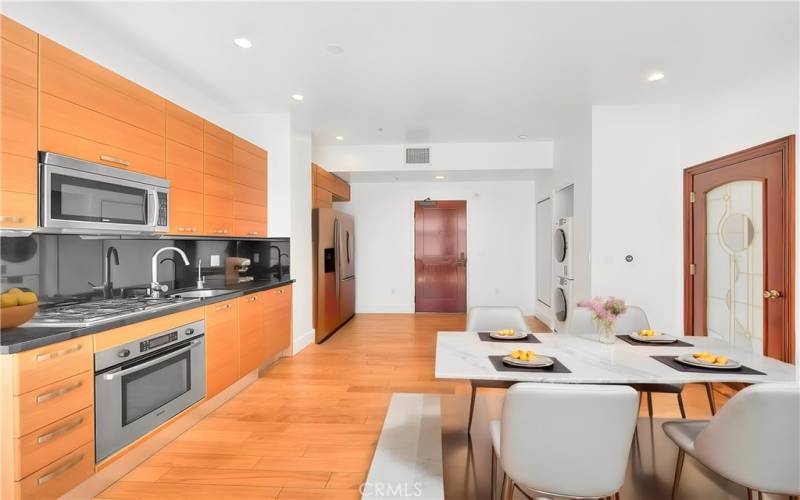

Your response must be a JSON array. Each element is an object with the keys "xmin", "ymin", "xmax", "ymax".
[
  {"xmin": 693, "ymin": 352, "xmax": 709, "ymax": 359},
  {"xmin": 714, "ymin": 356, "xmax": 729, "ymax": 365},
  {"xmin": 511, "ymin": 350, "xmax": 521, "ymax": 359},
  {"xmin": 1, "ymin": 293, "xmax": 18, "ymax": 308},
  {"xmin": 17, "ymin": 291, "xmax": 37, "ymax": 306},
  {"xmin": 5, "ymin": 288, "xmax": 23, "ymax": 295}
]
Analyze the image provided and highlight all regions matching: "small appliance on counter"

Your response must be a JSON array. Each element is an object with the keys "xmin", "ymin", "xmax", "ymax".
[{"xmin": 225, "ymin": 257, "xmax": 253, "ymax": 285}]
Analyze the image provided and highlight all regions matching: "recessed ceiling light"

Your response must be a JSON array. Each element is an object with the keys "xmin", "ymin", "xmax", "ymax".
[
  {"xmin": 233, "ymin": 38, "xmax": 253, "ymax": 49},
  {"xmin": 327, "ymin": 43, "xmax": 344, "ymax": 55},
  {"xmin": 518, "ymin": 134, "xmax": 528, "ymax": 140},
  {"xmin": 646, "ymin": 72, "xmax": 665, "ymax": 82},
  {"xmin": 335, "ymin": 136, "xmax": 344, "ymax": 141},
  {"xmin": 435, "ymin": 175, "xmax": 445, "ymax": 180},
  {"xmin": 291, "ymin": 94, "xmax": 304, "ymax": 101}
]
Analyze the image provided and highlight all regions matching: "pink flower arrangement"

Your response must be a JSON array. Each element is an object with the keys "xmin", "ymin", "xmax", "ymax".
[{"xmin": 577, "ymin": 296, "xmax": 627, "ymax": 331}]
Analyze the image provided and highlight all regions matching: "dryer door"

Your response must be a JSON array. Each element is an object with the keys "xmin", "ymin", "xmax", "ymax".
[
  {"xmin": 554, "ymin": 286, "xmax": 568, "ymax": 322},
  {"xmin": 553, "ymin": 228, "xmax": 567, "ymax": 264}
]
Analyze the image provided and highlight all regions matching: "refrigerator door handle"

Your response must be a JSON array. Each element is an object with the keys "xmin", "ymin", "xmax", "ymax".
[{"xmin": 334, "ymin": 217, "xmax": 341, "ymax": 298}]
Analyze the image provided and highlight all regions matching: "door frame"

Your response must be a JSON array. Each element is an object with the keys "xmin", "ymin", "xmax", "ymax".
[{"xmin": 683, "ymin": 135, "xmax": 795, "ymax": 362}]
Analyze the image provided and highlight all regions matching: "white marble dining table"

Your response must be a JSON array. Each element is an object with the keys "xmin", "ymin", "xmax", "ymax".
[{"xmin": 435, "ymin": 331, "xmax": 799, "ymax": 385}]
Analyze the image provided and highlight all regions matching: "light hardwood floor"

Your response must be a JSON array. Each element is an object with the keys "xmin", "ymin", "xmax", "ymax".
[{"xmin": 97, "ymin": 313, "xmax": 731, "ymax": 499}]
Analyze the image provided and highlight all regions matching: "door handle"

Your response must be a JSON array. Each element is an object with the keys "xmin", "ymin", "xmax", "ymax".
[
  {"xmin": 456, "ymin": 252, "xmax": 467, "ymax": 266},
  {"xmin": 102, "ymin": 340, "xmax": 201, "ymax": 380},
  {"xmin": 763, "ymin": 289, "xmax": 782, "ymax": 300}
]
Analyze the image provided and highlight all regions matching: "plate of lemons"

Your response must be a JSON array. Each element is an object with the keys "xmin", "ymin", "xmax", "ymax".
[
  {"xmin": 630, "ymin": 329, "xmax": 677, "ymax": 343},
  {"xmin": 1, "ymin": 288, "xmax": 39, "ymax": 329},
  {"xmin": 489, "ymin": 328, "xmax": 529, "ymax": 340},
  {"xmin": 676, "ymin": 352, "xmax": 741, "ymax": 370},
  {"xmin": 503, "ymin": 349, "xmax": 554, "ymax": 368}
]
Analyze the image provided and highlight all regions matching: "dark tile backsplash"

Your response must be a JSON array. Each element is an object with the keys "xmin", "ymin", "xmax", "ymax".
[{"xmin": 0, "ymin": 235, "xmax": 289, "ymax": 302}]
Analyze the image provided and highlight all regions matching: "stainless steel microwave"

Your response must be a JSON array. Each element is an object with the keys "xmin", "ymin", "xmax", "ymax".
[{"xmin": 39, "ymin": 152, "xmax": 169, "ymax": 234}]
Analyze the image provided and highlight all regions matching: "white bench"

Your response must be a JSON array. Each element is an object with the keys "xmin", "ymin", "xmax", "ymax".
[{"xmin": 362, "ymin": 394, "xmax": 445, "ymax": 500}]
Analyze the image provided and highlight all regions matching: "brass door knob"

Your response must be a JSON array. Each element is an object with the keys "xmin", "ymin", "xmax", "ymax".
[{"xmin": 763, "ymin": 289, "xmax": 782, "ymax": 300}]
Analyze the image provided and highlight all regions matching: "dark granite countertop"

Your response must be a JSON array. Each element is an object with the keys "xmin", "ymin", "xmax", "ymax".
[{"xmin": 0, "ymin": 278, "xmax": 295, "ymax": 354}]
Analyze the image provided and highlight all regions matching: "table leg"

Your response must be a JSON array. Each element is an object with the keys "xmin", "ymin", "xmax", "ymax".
[
  {"xmin": 467, "ymin": 381, "xmax": 477, "ymax": 435},
  {"xmin": 705, "ymin": 383, "xmax": 717, "ymax": 415}
]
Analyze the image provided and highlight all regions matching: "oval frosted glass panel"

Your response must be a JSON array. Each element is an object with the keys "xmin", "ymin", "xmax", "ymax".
[{"xmin": 705, "ymin": 180, "xmax": 763, "ymax": 352}]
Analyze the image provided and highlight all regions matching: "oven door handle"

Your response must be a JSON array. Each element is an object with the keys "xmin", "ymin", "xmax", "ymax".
[{"xmin": 102, "ymin": 340, "xmax": 201, "ymax": 381}]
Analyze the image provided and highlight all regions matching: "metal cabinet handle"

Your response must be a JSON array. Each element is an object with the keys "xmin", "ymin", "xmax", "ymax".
[
  {"xmin": 103, "ymin": 340, "xmax": 201, "ymax": 381},
  {"xmin": 36, "ymin": 344, "xmax": 83, "ymax": 362},
  {"xmin": 0, "ymin": 215, "xmax": 24, "ymax": 223},
  {"xmin": 214, "ymin": 303, "xmax": 232, "ymax": 311},
  {"xmin": 36, "ymin": 381, "xmax": 82, "ymax": 404},
  {"xmin": 37, "ymin": 453, "xmax": 84, "ymax": 485},
  {"xmin": 99, "ymin": 154, "xmax": 130, "ymax": 166},
  {"xmin": 37, "ymin": 416, "xmax": 84, "ymax": 444},
  {"xmin": 248, "ymin": 231, "xmax": 258, "ymax": 236},
  {"xmin": 247, "ymin": 296, "xmax": 258, "ymax": 302}
]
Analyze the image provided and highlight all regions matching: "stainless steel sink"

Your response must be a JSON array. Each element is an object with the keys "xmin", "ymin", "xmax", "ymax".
[{"xmin": 168, "ymin": 289, "xmax": 231, "ymax": 299}]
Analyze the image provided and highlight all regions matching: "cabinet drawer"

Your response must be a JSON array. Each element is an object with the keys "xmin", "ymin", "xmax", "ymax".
[
  {"xmin": 233, "ymin": 145, "xmax": 266, "ymax": 173},
  {"xmin": 204, "ymin": 131, "xmax": 233, "ymax": 161},
  {"xmin": 13, "ymin": 336, "xmax": 92, "ymax": 395},
  {"xmin": 16, "ymin": 441, "xmax": 94, "ymax": 500},
  {"xmin": 234, "ymin": 184, "xmax": 266, "ymax": 207},
  {"xmin": 39, "ymin": 127, "xmax": 165, "ymax": 178},
  {"xmin": 15, "ymin": 407, "xmax": 94, "ymax": 480},
  {"xmin": 204, "ymin": 216, "xmax": 235, "ymax": 236},
  {"xmin": 40, "ymin": 56, "xmax": 165, "ymax": 135},
  {"xmin": 170, "ymin": 211, "xmax": 203, "ymax": 235},
  {"xmin": 235, "ymin": 201, "xmax": 266, "ymax": 222},
  {"xmin": 204, "ymin": 174, "xmax": 234, "ymax": 199},
  {"xmin": 15, "ymin": 371, "xmax": 93, "ymax": 437},
  {"xmin": 204, "ymin": 154, "xmax": 234, "ymax": 180},
  {"xmin": 167, "ymin": 140, "xmax": 203, "ymax": 172},
  {"xmin": 166, "ymin": 114, "xmax": 203, "ymax": 150},
  {"xmin": 234, "ymin": 219, "xmax": 267, "ymax": 238},
  {"xmin": 1, "ymin": 76, "xmax": 36, "ymax": 159},
  {"xmin": 2, "ymin": 37, "xmax": 37, "ymax": 87},
  {"xmin": 172, "ymin": 188, "xmax": 203, "ymax": 214},
  {"xmin": 0, "ymin": 190, "xmax": 37, "ymax": 229},
  {"xmin": 167, "ymin": 164, "xmax": 203, "ymax": 193},
  {"xmin": 0, "ymin": 153, "xmax": 37, "ymax": 194},
  {"xmin": 40, "ymin": 93, "xmax": 165, "ymax": 164}
]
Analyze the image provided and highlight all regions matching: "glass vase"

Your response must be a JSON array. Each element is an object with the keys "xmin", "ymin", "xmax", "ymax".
[{"xmin": 599, "ymin": 322, "xmax": 616, "ymax": 344}]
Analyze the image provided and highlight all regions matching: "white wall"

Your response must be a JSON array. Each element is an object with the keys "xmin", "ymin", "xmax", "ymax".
[
  {"xmin": 314, "ymin": 141, "xmax": 553, "ymax": 172},
  {"xmin": 336, "ymin": 181, "xmax": 537, "ymax": 314},
  {"xmin": 289, "ymin": 120, "xmax": 314, "ymax": 353},
  {"xmin": 591, "ymin": 105, "xmax": 682, "ymax": 334}
]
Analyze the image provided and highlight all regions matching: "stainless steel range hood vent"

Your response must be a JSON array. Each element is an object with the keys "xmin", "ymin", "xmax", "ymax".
[{"xmin": 405, "ymin": 147, "xmax": 430, "ymax": 164}]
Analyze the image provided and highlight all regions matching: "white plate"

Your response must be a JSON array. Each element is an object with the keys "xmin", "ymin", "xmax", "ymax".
[
  {"xmin": 675, "ymin": 354, "xmax": 742, "ymax": 370},
  {"xmin": 489, "ymin": 330, "xmax": 529, "ymax": 340},
  {"xmin": 502, "ymin": 355, "xmax": 554, "ymax": 368},
  {"xmin": 629, "ymin": 332, "xmax": 677, "ymax": 343}
]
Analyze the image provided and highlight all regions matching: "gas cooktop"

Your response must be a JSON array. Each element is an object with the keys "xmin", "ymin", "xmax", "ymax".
[{"xmin": 27, "ymin": 297, "xmax": 197, "ymax": 328}]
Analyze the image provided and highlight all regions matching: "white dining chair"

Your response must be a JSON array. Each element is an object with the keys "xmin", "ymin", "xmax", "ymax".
[
  {"xmin": 569, "ymin": 306, "xmax": 718, "ymax": 419},
  {"xmin": 490, "ymin": 383, "xmax": 639, "ymax": 500},
  {"xmin": 466, "ymin": 306, "xmax": 528, "ymax": 332},
  {"xmin": 465, "ymin": 306, "xmax": 529, "ymax": 434},
  {"xmin": 663, "ymin": 383, "xmax": 800, "ymax": 500}
]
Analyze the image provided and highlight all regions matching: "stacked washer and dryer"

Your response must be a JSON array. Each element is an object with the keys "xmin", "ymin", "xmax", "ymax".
[{"xmin": 552, "ymin": 217, "xmax": 573, "ymax": 332}]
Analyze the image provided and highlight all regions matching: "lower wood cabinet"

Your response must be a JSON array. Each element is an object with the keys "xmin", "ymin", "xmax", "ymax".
[
  {"xmin": 204, "ymin": 299, "xmax": 239, "ymax": 399},
  {"xmin": 264, "ymin": 285, "xmax": 292, "ymax": 360},
  {"xmin": 238, "ymin": 292, "xmax": 268, "ymax": 375},
  {"xmin": 15, "ymin": 441, "xmax": 94, "ymax": 500}
]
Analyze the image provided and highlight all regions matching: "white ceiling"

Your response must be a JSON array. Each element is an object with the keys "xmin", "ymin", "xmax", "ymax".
[{"xmin": 5, "ymin": 1, "xmax": 798, "ymax": 146}]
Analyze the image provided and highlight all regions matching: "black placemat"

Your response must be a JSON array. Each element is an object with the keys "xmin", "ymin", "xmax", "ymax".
[
  {"xmin": 478, "ymin": 332, "xmax": 541, "ymax": 344},
  {"xmin": 617, "ymin": 335, "xmax": 693, "ymax": 347},
  {"xmin": 651, "ymin": 355, "xmax": 766, "ymax": 375},
  {"xmin": 488, "ymin": 355, "xmax": 571, "ymax": 373}
]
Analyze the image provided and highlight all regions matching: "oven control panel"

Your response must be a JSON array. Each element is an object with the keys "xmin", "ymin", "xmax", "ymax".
[
  {"xmin": 95, "ymin": 320, "xmax": 205, "ymax": 372},
  {"xmin": 140, "ymin": 331, "xmax": 178, "ymax": 353}
]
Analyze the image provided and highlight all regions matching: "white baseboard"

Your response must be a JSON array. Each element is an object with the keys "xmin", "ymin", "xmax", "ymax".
[
  {"xmin": 356, "ymin": 304, "xmax": 415, "ymax": 314},
  {"xmin": 292, "ymin": 327, "xmax": 315, "ymax": 354}
]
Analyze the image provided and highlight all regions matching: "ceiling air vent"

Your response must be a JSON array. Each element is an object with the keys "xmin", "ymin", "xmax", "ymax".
[{"xmin": 405, "ymin": 147, "xmax": 430, "ymax": 165}]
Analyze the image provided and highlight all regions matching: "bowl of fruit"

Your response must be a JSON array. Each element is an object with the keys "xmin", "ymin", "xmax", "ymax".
[{"xmin": 0, "ymin": 288, "xmax": 38, "ymax": 329}]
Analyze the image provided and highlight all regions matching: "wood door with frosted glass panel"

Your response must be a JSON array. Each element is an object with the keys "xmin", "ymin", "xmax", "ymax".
[
  {"xmin": 685, "ymin": 136, "xmax": 795, "ymax": 362},
  {"xmin": 415, "ymin": 200, "xmax": 467, "ymax": 312}
]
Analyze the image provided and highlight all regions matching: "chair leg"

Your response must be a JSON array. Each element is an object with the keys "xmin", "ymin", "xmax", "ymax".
[
  {"xmin": 705, "ymin": 383, "xmax": 717, "ymax": 415},
  {"xmin": 677, "ymin": 392, "xmax": 687, "ymax": 419},
  {"xmin": 491, "ymin": 449, "xmax": 496, "ymax": 500},
  {"xmin": 671, "ymin": 449, "xmax": 685, "ymax": 500},
  {"xmin": 499, "ymin": 473, "xmax": 512, "ymax": 500},
  {"xmin": 646, "ymin": 391, "xmax": 654, "ymax": 419},
  {"xmin": 467, "ymin": 382, "xmax": 477, "ymax": 435},
  {"xmin": 746, "ymin": 488, "xmax": 753, "ymax": 500},
  {"xmin": 615, "ymin": 493, "xmax": 620, "ymax": 500},
  {"xmin": 757, "ymin": 491, "xmax": 763, "ymax": 500},
  {"xmin": 503, "ymin": 477, "xmax": 514, "ymax": 500}
]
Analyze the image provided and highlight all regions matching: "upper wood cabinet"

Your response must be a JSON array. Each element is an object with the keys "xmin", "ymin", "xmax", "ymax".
[
  {"xmin": 311, "ymin": 163, "xmax": 350, "ymax": 209},
  {"xmin": 165, "ymin": 102, "xmax": 203, "ymax": 235},
  {"xmin": 233, "ymin": 136, "xmax": 268, "ymax": 237},
  {"xmin": 38, "ymin": 36, "xmax": 166, "ymax": 178},
  {"xmin": 0, "ymin": 15, "xmax": 38, "ymax": 230}
]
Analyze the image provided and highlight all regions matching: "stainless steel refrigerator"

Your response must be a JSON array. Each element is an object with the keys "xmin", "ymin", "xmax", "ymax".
[{"xmin": 312, "ymin": 208, "xmax": 355, "ymax": 343}]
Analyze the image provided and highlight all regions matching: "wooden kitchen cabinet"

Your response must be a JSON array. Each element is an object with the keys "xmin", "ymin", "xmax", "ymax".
[
  {"xmin": 165, "ymin": 102, "xmax": 204, "ymax": 235},
  {"xmin": 233, "ymin": 136, "xmax": 268, "ymax": 237},
  {"xmin": 238, "ymin": 292, "xmax": 268, "ymax": 375},
  {"xmin": 38, "ymin": 36, "xmax": 166, "ymax": 177},
  {"xmin": 311, "ymin": 163, "xmax": 350, "ymax": 209},
  {"xmin": 204, "ymin": 299, "xmax": 239, "ymax": 398},
  {"xmin": 263, "ymin": 285, "xmax": 293, "ymax": 359},
  {"xmin": 203, "ymin": 120, "xmax": 236, "ymax": 236},
  {"xmin": 0, "ymin": 15, "xmax": 38, "ymax": 230}
]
